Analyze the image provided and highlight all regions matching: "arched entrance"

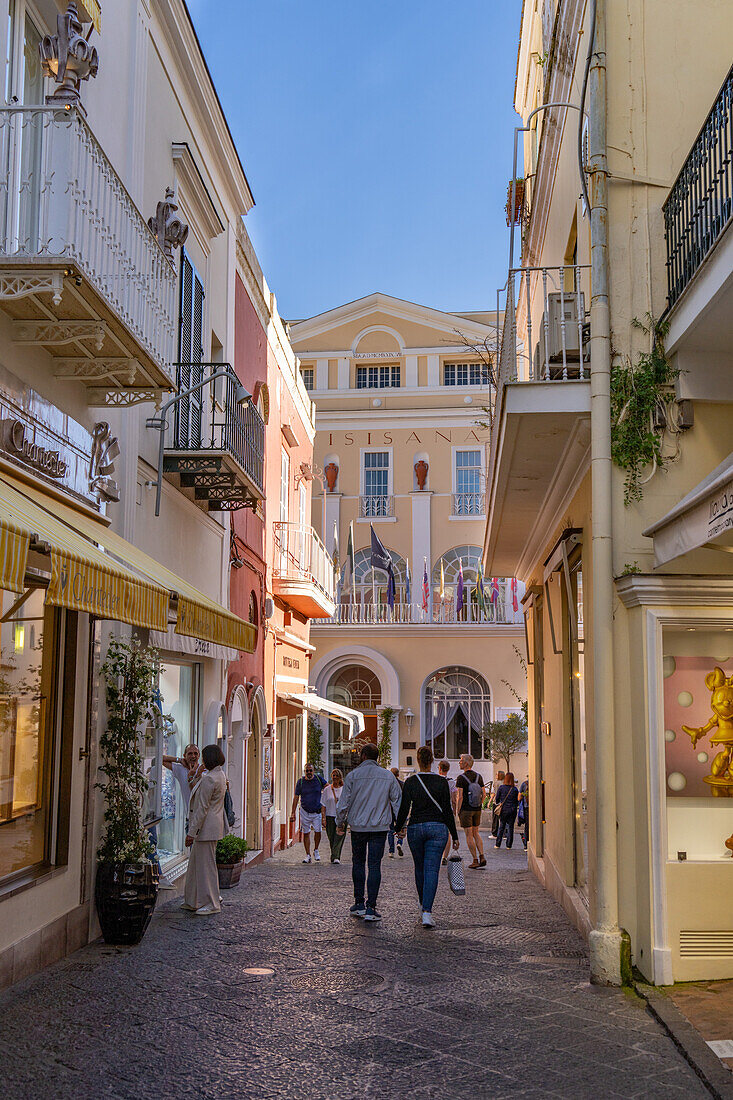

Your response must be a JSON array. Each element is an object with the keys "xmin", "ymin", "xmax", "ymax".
[
  {"xmin": 228, "ymin": 687, "xmax": 248, "ymax": 836},
  {"xmin": 326, "ymin": 664, "xmax": 382, "ymax": 774},
  {"xmin": 423, "ymin": 667, "xmax": 492, "ymax": 764}
]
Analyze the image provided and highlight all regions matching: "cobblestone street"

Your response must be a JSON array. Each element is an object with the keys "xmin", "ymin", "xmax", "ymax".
[{"xmin": 1, "ymin": 836, "xmax": 713, "ymax": 1100}]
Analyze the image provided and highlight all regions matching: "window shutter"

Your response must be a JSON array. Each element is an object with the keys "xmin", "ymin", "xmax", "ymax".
[{"xmin": 177, "ymin": 250, "xmax": 205, "ymax": 448}]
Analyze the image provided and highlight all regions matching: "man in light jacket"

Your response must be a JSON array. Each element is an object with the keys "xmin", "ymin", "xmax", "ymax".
[
  {"xmin": 336, "ymin": 743, "xmax": 402, "ymax": 922},
  {"xmin": 183, "ymin": 744, "xmax": 227, "ymax": 915}
]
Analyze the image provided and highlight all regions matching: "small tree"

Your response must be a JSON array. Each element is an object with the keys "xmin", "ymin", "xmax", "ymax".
[
  {"xmin": 97, "ymin": 636, "xmax": 158, "ymax": 865},
  {"xmin": 483, "ymin": 712, "xmax": 528, "ymax": 774},
  {"xmin": 501, "ymin": 643, "xmax": 529, "ymax": 727},
  {"xmin": 377, "ymin": 706, "xmax": 395, "ymax": 768},
  {"xmin": 306, "ymin": 714, "xmax": 325, "ymax": 773}
]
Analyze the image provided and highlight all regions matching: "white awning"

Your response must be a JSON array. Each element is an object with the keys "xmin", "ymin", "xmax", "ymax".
[
  {"xmin": 281, "ymin": 692, "xmax": 366, "ymax": 738},
  {"xmin": 643, "ymin": 452, "xmax": 733, "ymax": 566}
]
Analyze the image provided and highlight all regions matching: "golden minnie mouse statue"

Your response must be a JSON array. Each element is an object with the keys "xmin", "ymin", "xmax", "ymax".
[{"xmin": 682, "ymin": 666, "xmax": 733, "ymax": 795}]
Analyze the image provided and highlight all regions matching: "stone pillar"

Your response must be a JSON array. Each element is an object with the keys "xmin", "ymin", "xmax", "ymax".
[
  {"xmin": 315, "ymin": 358, "xmax": 328, "ymax": 390},
  {"xmin": 337, "ymin": 357, "xmax": 350, "ymax": 389},
  {"xmin": 426, "ymin": 353, "xmax": 440, "ymax": 387},
  {"xmin": 404, "ymin": 354, "xmax": 418, "ymax": 387}
]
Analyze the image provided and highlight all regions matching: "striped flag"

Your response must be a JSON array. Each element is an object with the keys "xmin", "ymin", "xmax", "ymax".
[
  {"xmin": 456, "ymin": 558, "xmax": 465, "ymax": 613},
  {"xmin": 439, "ymin": 560, "xmax": 445, "ymax": 602},
  {"xmin": 490, "ymin": 576, "xmax": 500, "ymax": 605},
  {"xmin": 342, "ymin": 522, "xmax": 355, "ymax": 599},
  {"xmin": 405, "ymin": 558, "xmax": 411, "ymax": 606},
  {"xmin": 421, "ymin": 558, "xmax": 429, "ymax": 612},
  {"xmin": 476, "ymin": 561, "xmax": 487, "ymax": 612},
  {"xmin": 332, "ymin": 522, "xmax": 339, "ymax": 580},
  {"xmin": 511, "ymin": 577, "xmax": 519, "ymax": 612}
]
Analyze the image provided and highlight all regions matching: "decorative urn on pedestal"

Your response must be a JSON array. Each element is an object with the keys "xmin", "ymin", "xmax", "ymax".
[
  {"xmin": 324, "ymin": 462, "xmax": 339, "ymax": 492},
  {"xmin": 414, "ymin": 460, "xmax": 429, "ymax": 490}
]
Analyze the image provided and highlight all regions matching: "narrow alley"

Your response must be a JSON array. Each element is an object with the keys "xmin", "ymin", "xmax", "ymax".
[{"xmin": 1, "ymin": 841, "xmax": 709, "ymax": 1100}]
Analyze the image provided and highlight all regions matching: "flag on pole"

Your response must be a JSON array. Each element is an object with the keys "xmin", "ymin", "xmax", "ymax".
[
  {"xmin": 439, "ymin": 560, "xmax": 445, "ymax": 602},
  {"xmin": 405, "ymin": 559, "xmax": 411, "ymax": 606},
  {"xmin": 490, "ymin": 576, "xmax": 500, "ymax": 605},
  {"xmin": 421, "ymin": 558, "xmax": 429, "ymax": 613},
  {"xmin": 342, "ymin": 522, "xmax": 355, "ymax": 598},
  {"xmin": 511, "ymin": 577, "xmax": 519, "ymax": 613},
  {"xmin": 370, "ymin": 525, "xmax": 395, "ymax": 612},
  {"xmin": 332, "ymin": 521, "xmax": 339, "ymax": 579},
  {"xmin": 476, "ymin": 561, "xmax": 487, "ymax": 612},
  {"xmin": 456, "ymin": 558, "xmax": 465, "ymax": 613}
]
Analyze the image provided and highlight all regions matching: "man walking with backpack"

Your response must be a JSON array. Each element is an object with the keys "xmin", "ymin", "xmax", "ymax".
[
  {"xmin": 455, "ymin": 754, "xmax": 486, "ymax": 869},
  {"xmin": 336, "ymin": 743, "xmax": 402, "ymax": 922}
]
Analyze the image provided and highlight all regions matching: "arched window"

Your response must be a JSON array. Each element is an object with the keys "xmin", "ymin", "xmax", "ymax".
[
  {"xmin": 424, "ymin": 666, "xmax": 492, "ymax": 761},
  {"xmin": 248, "ymin": 591, "xmax": 258, "ymax": 628},
  {"xmin": 327, "ymin": 665, "xmax": 382, "ymax": 712},
  {"xmin": 339, "ymin": 547, "xmax": 408, "ymax": 619},
  {"xmin": 432, "ymin": 547, "xmax": 505, "ymax": 623}
]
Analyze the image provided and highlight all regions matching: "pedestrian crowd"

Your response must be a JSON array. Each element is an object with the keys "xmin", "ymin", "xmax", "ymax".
[{"xmin": 160, "ymin": 736, "xmax": 528, "ymax": 928}]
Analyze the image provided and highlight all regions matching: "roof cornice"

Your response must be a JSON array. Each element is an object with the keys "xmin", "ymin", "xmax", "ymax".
[{"xmin": 290, "ymin": 293, "xmax": 496, "ymax": 343}]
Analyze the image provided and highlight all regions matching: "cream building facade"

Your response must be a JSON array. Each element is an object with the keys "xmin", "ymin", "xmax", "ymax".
[
  {"xmin": 290, "ymin": 294, "xmax": 527, "ymax": 780},
  {"xmin": 485, "ymin": 0, "xmax": 733, "ymax": 984}
]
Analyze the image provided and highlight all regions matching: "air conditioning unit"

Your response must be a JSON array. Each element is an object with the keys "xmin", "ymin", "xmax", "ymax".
[{"xmin": 533, "ymin": 292, "xmax": 588, "ymax": 379}]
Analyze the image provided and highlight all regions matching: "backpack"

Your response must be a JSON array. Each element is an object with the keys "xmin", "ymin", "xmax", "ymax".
[{"xmin": 465, "ymin": 772, "xmax": 483, "ymax": 809}]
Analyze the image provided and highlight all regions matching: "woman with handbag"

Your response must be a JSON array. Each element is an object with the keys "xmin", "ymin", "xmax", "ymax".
[
  {"xmin": 393, "ymin": 745, "xmax": 459, "ymax": 929},
  {"xmin": 494, "ymin": 771, "xmax": 520, "ymax": 849},
  {"xmin": 321, "ymin": 768, "xmax": 346, "ymax": 863}
]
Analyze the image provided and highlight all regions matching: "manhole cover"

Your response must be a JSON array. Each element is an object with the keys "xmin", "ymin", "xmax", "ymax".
[
  {"xmin": 437, "ymin": 925, "xmax": 546, "ymax": 947},
  {"xmin": 288, "ymin": 969, "xmax": 383, "ymax": 993}
]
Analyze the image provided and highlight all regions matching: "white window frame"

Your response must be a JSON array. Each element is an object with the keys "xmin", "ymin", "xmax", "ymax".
[
  {"xmin": 452, "ymin": 446, "xmax": 484, "ymax": 495},
  {"xmin": 360, "ymin": 447, "xmax": 393, "ymax": 497}
]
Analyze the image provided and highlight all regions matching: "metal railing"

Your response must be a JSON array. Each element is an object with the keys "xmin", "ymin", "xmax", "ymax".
[
  {"xmin": 315, "ymin": 594, "xmax": 521, "ymax": 626},
  {"xmin": 664, "ymin": 64, "xmax": 733, "ymax": 309},
  {"xmin": 359, "ymin": 494, "xmax": 394, "ymax": 518},
  {"xmin": 0, "ymin": 106, "xmax": 176, "ymax": 375},
  {"xmin": 170, "ymin": 363, "xmax": 265, "ymax": 492},
  {"xmin": 452, "ymin": 492, "xmax": 486, "ymax": 516},
  {"xmin": 500, "ymin": 264, "xmax": 591, "ymax": 385},
  {"xmin": 272, "ymin": 522, "xmax": 335, "ymax": 603}
]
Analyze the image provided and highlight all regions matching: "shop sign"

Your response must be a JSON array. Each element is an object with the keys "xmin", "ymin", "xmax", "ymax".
[
  {"xmin": 707, "ymin": 481, "xmax": 733, "ymax": 541},
  {"xmin": 0, "ymin": 364, "xmax": 119, "ymax": 509},
  {"xmin": 261, "ymin": 737, "xmax": 272, "ymax": 809}
]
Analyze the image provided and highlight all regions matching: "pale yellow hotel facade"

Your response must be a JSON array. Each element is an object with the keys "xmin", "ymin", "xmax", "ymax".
[{"xmin": 290, "ymin": 294, "xmax": 528, "ymax": 781}]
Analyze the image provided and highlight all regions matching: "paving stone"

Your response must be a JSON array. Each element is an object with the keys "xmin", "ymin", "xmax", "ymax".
[{"xmin": 0, "ymin": 834, "xmax": 712, "ymax": 1099}]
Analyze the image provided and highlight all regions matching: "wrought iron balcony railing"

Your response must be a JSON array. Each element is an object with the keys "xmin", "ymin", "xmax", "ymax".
[
  {"xmin": 0, "ymin": 107, "xmax": 176, "ymax": 391},
  {"xmin": 315, "ymin": 594, "xmax": 521, "ymax": 626},
  {"xmin": 163, "ymin": 364, "xmax": 265, "ymax": 509},
  {"xmin": 359, "ymin": 494, "xmax": 394, "ymax": 518},
  {"xmin": 664, "ymin": 65, "xmax": 733, "ymax": 309},
  {"xmin": 272, "ymin": 522, "xmax": 335, "ymax": 604},
  {"xmin": 500, "ymin": 265, "xmax": 591, "ymax": 386},
  {"xmin": 452, "ymin": 492, "xmax": 486, "ymax": 516}
]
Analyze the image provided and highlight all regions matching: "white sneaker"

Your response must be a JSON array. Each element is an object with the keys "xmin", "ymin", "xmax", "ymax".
[
  {"xmin": 333, "ymin": 859, "xmax": 341, "ymax": 865},
  {"xmin": 313, "ymin": 850, "xmax": 320, "ymax": 862},
  {"xmin": 388, "ymin": 851, "xmax": 394, "ymax": 859},
  {"xmin": 421, "ymin": 912, "xmax": 436, "ymax": 929},
  {"xmin": 195, "ymin": 905, "xmax": 220, "ymax": 916},
  {"xmin": 302, "ymin": 855, "xmax": 311, "ymax": 863}
]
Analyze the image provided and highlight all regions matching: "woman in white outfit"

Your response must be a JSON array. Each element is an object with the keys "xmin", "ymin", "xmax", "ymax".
[{"xmin": 183, "ymin": 744, "xmax": 227, "ymax": 915}]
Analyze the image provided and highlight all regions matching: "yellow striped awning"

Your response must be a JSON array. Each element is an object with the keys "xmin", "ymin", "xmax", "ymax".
[
  {"xmin": 0, "ymin": 474, "xmax": 256, "ymax": 654},
  {"xmin": 0, "ymin": 477, "xmax": 168, "ymax": 630},
  {"xmin": 77, "ymin": 0, "xmax": 101, "ymax": 34}
]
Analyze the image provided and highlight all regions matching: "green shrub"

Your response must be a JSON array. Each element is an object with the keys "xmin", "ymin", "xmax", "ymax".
[{"xmin": 216, "ymin": 834, "xmax": 249, "ymax": 864}]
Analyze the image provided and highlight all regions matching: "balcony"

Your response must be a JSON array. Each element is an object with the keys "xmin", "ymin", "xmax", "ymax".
[
  {"xmin": 484, "ymin": 264, "xmax": 591, "ymax": 578},
  {"xmin": 163, "ymin": 364, "xmax": 265, "ymax": 511},
  {"xmin": 359, "ymin": 494, "xmax": 394, "ymax": 519},
  {"xmin": 0, "ymin": 107, "xmax": 176, "ymax": 404},
  {"xmin": 663, "ymin": 65, "xmax": 733, "ymax": 404},
  {"xmin": 272, "ymin": 522, "xmax": 336, "ymax": 618},
  {"xmin": 314, "ymin": 589, "xmax": 523, "ymax": 627},
  {"xmin": 452, "ymin": 492, "xmax": 486, "ymax": 517}
]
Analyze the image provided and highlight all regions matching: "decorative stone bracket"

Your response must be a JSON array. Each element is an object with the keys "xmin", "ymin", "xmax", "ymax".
[
  {"xmin": 148, "ymin": 188, "xmax": 189, "ymax": 264},
  {"xmin": 39, "ymin": 3, "xmax": 99, "ymax": 109}
]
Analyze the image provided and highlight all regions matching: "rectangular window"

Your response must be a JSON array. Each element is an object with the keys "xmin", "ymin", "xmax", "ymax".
[
  {"xmin": 0, "ymin": 587, "xmax": 60, "ymax": 884},
  {"xmin": 364, "ymin": 451, "xmax": 390, "ymax": 497},
  {"xmin": 454, "ymin": 449, "xmax": 483, "ymax": 514},
  {"xmin": 280, "ymin": 448, "xmax": 290, "ymax": 523},
  {"xmin": 300, "ymin": 367, "xmax": 314, "ymax": 391},
  {"xmin": 443, "ymin": 362, "xmax": 488, "ymax": 386},
  {"xmin": 355, "ymin": 364, "xmax": 400, "ymax": 389}
]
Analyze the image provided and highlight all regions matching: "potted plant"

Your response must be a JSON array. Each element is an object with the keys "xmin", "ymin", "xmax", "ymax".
[
  {"xmin": 95, "ymin": 636, "xmax": 160, "ymax": 946},
  {"xmin": 216, "ymin": 834, "xmax": 249, "ymax": 889}
]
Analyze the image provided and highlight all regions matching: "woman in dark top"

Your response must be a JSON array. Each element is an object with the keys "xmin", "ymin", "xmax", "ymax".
[
  {"xmin": 494, "ymin": 771, "xmax": 520, "ymax": 849},
  {"xmin": 394, "ymin": 745, "xmax": 459, "ymax": 929}
]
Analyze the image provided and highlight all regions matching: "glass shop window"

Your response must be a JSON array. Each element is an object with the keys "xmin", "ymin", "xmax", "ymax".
[
  {"xmin": 155, "ymin": 661, "xmax": 200, "ymax": 865},
  {"xmin": 663, "ymin": 626, "xmax": 733, "ymax": 862},
  {"xmin": 0, "ymin": 587, "xmax": 59, "ymax": 883}
]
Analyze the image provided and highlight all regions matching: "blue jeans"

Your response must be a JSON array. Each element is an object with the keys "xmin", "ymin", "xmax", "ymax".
[
  {"xmin": 407, "ymin": 821, "xmax": 449, "ymax": 913},
  {"xmin": 387, "ymin": 825, "xmax": 403, "ymax": 854},
  {"xmin": 350, "ymin": 830, "xmax": 388, "ymax": 908},
  {"xmin": 496, "ymin": 811, "xmax": 517, "ymax": 848}
]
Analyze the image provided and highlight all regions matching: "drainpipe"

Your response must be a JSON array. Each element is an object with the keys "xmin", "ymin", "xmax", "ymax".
[{"xmin": 587, "ymin": 0, "xmax": 630, "ymax": 985}]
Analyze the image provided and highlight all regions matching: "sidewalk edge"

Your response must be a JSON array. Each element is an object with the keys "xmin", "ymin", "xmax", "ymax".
[{"xmin": 635, "ymin": 982, "xmax": 733, "ymax": 1100}]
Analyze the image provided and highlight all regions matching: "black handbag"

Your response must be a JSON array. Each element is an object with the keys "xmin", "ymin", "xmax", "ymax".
[{"xmin": 224, "ymin": 786, "xmax": 236, "ymax": 828}]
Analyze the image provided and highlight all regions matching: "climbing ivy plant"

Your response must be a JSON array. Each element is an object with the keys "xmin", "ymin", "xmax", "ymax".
[
  {"xmin": 610, "ymin": 315, "xmax": 679, "ymax": 505},
  {"xmin": 377, "ymin": 707, "xmax": 396, "ymax": 768},
  {"xmin": 306, "ymin": 714, "xmax": 325, "ymax": 773}
]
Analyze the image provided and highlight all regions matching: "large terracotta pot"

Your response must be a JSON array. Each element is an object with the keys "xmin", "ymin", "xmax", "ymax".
[
  {"xmin": 414, "ymin": 460, "xmax": 429, "ymax": 490},
  {"xmin": 95, "ymin": 861, "xmax": 158, "ymax": 945},
  {"xmin": 325, "ymin": 462, "xmax": 338, "ymax": 492}
]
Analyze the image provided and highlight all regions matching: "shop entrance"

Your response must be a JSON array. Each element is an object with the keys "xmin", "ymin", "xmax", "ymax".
[
  {"xmin": 245, "ymin": 730, "xmax": 259, "ymax": 851},
  {"xmin": 326, "ymin": 665, "xmax": 381, "ymax": 775}
]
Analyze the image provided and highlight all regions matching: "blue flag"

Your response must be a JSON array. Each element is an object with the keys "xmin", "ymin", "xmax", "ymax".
[{"xmin": 370, "ymin": 525, "xmax": 396, "ymax": 611}]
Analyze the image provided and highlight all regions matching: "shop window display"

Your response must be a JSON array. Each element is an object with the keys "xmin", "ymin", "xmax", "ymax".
[
  {"xmin": 0, "ymin": 588, "xmax": 57, "ymax": 882},
  {"xmin": 154, "ymin": 662, "xmax": 200, "ymax": 864},
  {"xmin": 663, "ymin": 627, "xmax": 733, "ymax": 861}
]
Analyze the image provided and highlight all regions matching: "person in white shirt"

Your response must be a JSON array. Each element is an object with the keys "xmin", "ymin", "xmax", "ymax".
[
  {"xmin": 438, "ymin": 759, "xmax": 457, "ymax": 865},
  {"xmin": 321, "ymin": 768, "xmax": 345, "ymax": 863},
  {"xmin": 163, "ymin": 743, "xmax": 204, "ymax": 822}
]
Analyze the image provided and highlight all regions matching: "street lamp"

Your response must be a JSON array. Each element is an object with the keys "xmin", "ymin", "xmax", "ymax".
[
  {"xmin": 404, "ymin": 708, "xmax": 414, "ymax": 729},
  {"xmin": 146, "ymin": 368, "xmax": 251, "ymax": 517}
]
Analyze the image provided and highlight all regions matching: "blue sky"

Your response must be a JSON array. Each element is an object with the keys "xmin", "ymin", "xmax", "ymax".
[{"xmin": 186, "ymin": 1, "xmax": 523, "ymax": 320}]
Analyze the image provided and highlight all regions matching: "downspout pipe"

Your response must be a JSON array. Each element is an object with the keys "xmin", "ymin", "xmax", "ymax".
[{"xmin": 587, "ymin": 0, "xmax": 630, "ymax": 985}]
